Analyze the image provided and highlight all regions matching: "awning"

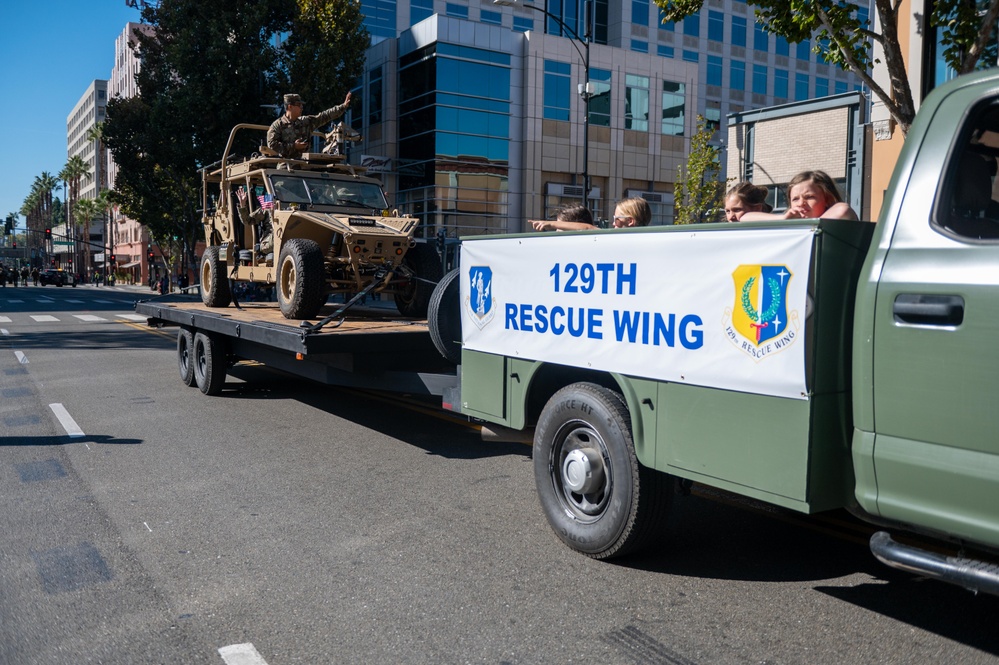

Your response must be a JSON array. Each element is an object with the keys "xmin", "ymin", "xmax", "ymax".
[{"xmin": 121, "ymin": 261, "xmax": 141, "ymax": 269}]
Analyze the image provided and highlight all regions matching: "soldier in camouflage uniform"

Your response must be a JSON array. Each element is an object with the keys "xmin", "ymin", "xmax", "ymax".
[{"xmin": 267, "ymin": 92, "xmax": 353, "ymax": 159}]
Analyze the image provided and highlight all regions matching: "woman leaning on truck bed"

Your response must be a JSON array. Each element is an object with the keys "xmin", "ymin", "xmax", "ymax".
[{"xmin": 741, "ymin": 170, "xmax": 858, "ymax": 222}]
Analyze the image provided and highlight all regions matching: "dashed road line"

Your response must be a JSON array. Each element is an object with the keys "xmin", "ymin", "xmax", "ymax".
[
  {"xmin": 73, "ymin": 315, "xmax": 108, "ymax": 322},
  {"xmin": 1, "ymin": 328, "xmax": 8, "ymax": 335},
  {"xmin": 30, "ymin": 315, "xmax": 59, "ymax": 322},
  {"xmin": 218, "ymin": 642, "xmax": 269, "ymax": 665},
  {"xmin": 118, "ymin": 314, "xmax": 148, "ymax": 322},
  {"xmin": 49, "ymin": 403, "xmax": 85, "ymax": 438},
  {"xmin": 0, "ymin": 316, "xmax": 10, "ymax": 322},
  {"xmin": 14, "ymin": 351, "xmax": 27, "ymax": 364}
]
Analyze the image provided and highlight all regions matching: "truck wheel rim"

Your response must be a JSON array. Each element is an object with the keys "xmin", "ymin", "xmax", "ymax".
[
  {"xmin": 550, "ymin": 421, "xmax": 611, "ymax": 520},
  {"xmin": 280, "ymin": 256, "xmax": 296, "ymax": 302}
]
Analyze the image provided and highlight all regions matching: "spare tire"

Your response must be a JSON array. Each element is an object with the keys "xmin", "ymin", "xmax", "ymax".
[{"xmin": 428, "ymin": 268, "xmax": 461, "ymax": 365}]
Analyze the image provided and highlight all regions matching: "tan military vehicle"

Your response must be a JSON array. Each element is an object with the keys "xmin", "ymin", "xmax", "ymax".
[{"xmin": 200, "ymin": 123, "xmax": 439, "ymax": 320}]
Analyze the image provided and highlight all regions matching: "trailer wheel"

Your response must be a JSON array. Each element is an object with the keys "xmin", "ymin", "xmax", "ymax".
[
  {"xmin": 177, "ymin": 328, "xmax": 196, "ymax": 387},
  {"xmin": 428, "ymin": 268, "xmax": 461, "ymax": 364},
  {"xmin": 395, "ymin": 242, "xmax": 442, "ymax": 318},
  {"xmin": 193, "ymin": 331, "xmax": 226, "ymax": 395},
  {"xmin": 534, "ymin": 382, "xmax": 670, "ymax": 559},
  {"xmin": 200, "ymin": 246, "xmax": 231, "ymax": 308},
  {"xmin": 277, "ymin": 238, "xmax": 325, "ymax": 319}
]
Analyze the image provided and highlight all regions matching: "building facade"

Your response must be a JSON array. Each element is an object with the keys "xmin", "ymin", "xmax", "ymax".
[
  {"xmin": 66, "ymin": 79, "xmax": 108, "ymax": 275},
  {"xmin": 350, "ymin": 0, "xmax": 865, "ymax": 233}
]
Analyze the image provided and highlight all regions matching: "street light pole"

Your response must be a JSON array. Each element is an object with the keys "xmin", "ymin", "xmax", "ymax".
[{"xmin": 494, "ymin": 0, "xmax": 592, "ymax": 208}]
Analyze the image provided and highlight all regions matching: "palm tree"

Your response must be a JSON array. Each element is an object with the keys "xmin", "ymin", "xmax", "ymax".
[
  {"xmin": 74, "ymin": 197, "xmax": 100, "ymax": 278},
  {"xmin": 85, "ymin": 122, "xmax": 107, "ymax": 191},
  {"xmin": 59, "ymin": 155, "xmax": 91, "ymax": 272}
]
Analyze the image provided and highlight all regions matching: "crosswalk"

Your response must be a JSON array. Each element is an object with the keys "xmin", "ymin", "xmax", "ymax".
[{"xmin": 0, "ymin": 313, "xmax": 148, "ymax": 324}]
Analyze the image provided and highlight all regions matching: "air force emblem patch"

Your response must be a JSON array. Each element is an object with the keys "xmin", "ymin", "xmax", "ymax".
[
  {"xmin": 725, "ymin": 264, "xmax": 801, "ymax": 361},
  {"xmin": 466, "ymin": 266, "xmax": 495, "ymax": 329}
]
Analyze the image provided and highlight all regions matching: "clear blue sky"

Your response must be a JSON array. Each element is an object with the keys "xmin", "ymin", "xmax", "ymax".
[{"xmin": 0, "ymin": 1, "xmax": 142, "ymax": 229}]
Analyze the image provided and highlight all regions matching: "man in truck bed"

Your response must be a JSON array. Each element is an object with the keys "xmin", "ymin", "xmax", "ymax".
[{"xmin": 267, "ymin": 91, "xmax": 352, "ymax": 159}]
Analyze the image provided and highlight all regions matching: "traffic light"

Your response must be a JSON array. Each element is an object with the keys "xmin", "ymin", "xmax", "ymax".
[
  {"xmin": 12, "ymin": 241, "xmax": 16, "ymax": 249},
  {"xmin": 147, "ymin": 249, "xmax": 155, "ymax": 262},
  {"xmin": 109, "ymin": 254, "xmax": 116, "ymax": 263},
  {"xmin": 45, "ymin": 228, "xmax": 52, "ymax": 239},
  {"xmin": 3, "ymin": 216, "xmax": 11, "ymax": 235},
  {"xmin": 68, "ymin": 257, "xmax": 73, "ymax": 266}
]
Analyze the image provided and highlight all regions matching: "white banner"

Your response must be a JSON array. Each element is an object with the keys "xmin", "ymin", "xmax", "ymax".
[{"xmin": 460, "ymin": 226, "xmax": 817, "ymax": 400}]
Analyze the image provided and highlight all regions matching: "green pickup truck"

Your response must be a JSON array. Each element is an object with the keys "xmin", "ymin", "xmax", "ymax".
[{"xmin": 447, "ymin": 69, "xmax": 999, "ymax": 595}]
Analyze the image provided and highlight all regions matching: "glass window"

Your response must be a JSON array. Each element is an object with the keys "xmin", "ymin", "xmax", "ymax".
[
  {"xmin": 631, "ymin": 39, "xmax": 649, "ymax": 53},
  {"xmin": 774, "ymin": 69, "xmax": 788, "ymax": 98},
  {"xmin": 589, "ymin": 69, "xmax": 612, "ymax": 127},
  {"xmin": 708, "ymin": 11, "xmax": 723, "ymax": 41},
  {"xmin": 731, "ymin": 16, "xmax": 746, "ymax": 47},
  {"xmin": 683, "ymin": 11, "xmax": 700, "ymax": 37},
  {"xmin": 682, "ymin": 50, "xmax": 698, "ymax": 63},
  {"xmin": 834, "ymin": 80, "xmax": 848, "ymax": 94},
  {"xmin": 795, "ymin": 72, "xmax": 809, "ymax": 101},
  {"xmin": 707, "ymin": 55, "xmax": 723, "ymax": 87},
  {"xmin": 658, "ymin": 8, "xmax": 674, "ymax": 30},
  {"xmin": 775, "ymin": 36, "xmax": 790, "ymax": 57},
  {"xmin": 361, "ymin": 0, "xmax": 397, "ymax": 38},
  {"xmin": 625, "ymin": 74, "xmax": 650, "ymax": 131},
  {"xmin": 796, "ymin": 39, "xmax": 810, "ymax": 61},
  {"xmin": 411, "ymin": 0, "xmax": 433, "ymax": 25},
  {"xmin": 705, "ymin": 106, "xmax": 720, "ymax": 134},
  {"xmin": 632, "ymin": 0, "xmax": 649, "ymax": 27},
  {"xmin": 753, "ymin": 64, "xmax": 767, "ymax": 95},
  {"xmin": 661, "ymin": 80, "xmax": 685, "ymax": 136},
  {"xmin": 513, "ymin": 16, "xmax": 533, "ymax": 32},
  {"xmin": 731, "ymin": 60, "xmax": 745, "ymax": 91},
  {"xmin": 369, "ymin": 66, "xmax": 383, "ymax": 124},
  {"xmin": 658, "ymin": 45, "xmax": 675, "ymax": 58},
  {"xmin": 816, "ymin": 77, "xmax": 829, "ymax": 97},
  {"xmin": 481, "ymin": 9, "xmax": 502, "ymax": 25},
  {"xmin": 754, "ymin": 23, "xmax": 768, "ymax": 51},
  {"xmin": 446, "ymin": 3, "xmax": 468, "ymax": 18},
  {"xmin": 544, "ymin": 60, "xmax": 571, "ymax": 121}
]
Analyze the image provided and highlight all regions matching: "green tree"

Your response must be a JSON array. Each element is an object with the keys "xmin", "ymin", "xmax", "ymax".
[
  {"xmin": 673, "ymin": 116, "xmax": 725, "ymax": 225},
  {"xmin": 59, "ymin": 154, "xmax": 92, "ymax": 268},
  {"xmin": 656, "ymin": 0, "xmax": 999, "ymax": 136}
]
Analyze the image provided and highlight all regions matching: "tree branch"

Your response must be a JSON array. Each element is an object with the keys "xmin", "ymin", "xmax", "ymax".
[{"xmin": 961, "ymin": 0, "xmax": 999, "ymax": 74}]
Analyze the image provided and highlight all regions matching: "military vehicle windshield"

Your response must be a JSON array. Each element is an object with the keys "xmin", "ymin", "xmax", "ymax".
[{"xmin": 267, "ymin": 175, "xmax": 388, "ymax": 209}]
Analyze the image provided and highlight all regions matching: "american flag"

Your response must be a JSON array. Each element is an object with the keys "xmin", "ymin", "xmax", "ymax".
[{"xmin": 257, "ymin": 193, "xmax": 274, "ymax": 210}]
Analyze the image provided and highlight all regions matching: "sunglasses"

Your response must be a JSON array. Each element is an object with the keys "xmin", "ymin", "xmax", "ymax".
[{"xmin": 613, "ymin": 216, "xmax": 633, "ymax": 223}]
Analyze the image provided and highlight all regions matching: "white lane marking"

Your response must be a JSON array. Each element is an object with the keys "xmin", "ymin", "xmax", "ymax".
[
  {"xmin": 66, "ymin": 299, "xmax": 84, "ymax": 304},
  {"xmin": 49, "ymin": 403, "xmax": 85, "ymax": 438},
  {"xmin": 35, "ymin": 298, "xmax": 54, "ymax": 302},
  {"xmin": 144, "ymin": 522, "xmax": 152, "ymax": 532},
  {"xmin": 74, "ymin": 314, "xmax": 107, "ymax": 322},
  {"xmin": 30, "ymin": 315, "xmax": 59, "ymax": 322},
  {"xmin": 0, "ymin": 316, "xmax": 10, "ymax": 322},
  {"xmin": 93, "ymin": 299, "xmax": 115, "ymax": 304},
  {"xmin": 1, "ymin": 328, "xmax": 8, "ymax": 335},
  {"xmin": 14, "ymin": 351, "xmax": 27, "ymax": 364},
  {"xmin": 8, "ymin": 299, "xmax": 23, "ymax": 303},
  {"xmin": 119, "ymin": 314, "xmax": 148, "ymax": 322},
  {"xmin": 218, "ymin": 643, "xmax": 269, "ymax": 665}
]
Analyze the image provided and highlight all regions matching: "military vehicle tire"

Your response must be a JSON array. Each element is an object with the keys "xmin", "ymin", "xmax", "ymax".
[
  {"xmin": 534, "ymin": 382, "xmax": 671, "ymax": 559},
  {"xmin": 193, "ymin": 331, "xmax": 227, "ymax": 395},
  {"xmin": 277, "ymin": 238, "xmax": 325, "ymax": 319},
  {"xmin": 201, "ymin": 246, "xmax": 231, "ymax": 308},
  {"xmin": 395, "ymin": 242, "xmax": 442, "ymax": 318},
  {"xmin": 177, "ymin": 328, "xmax": 197, "ymax": 387},
  {"xmin": 428, "ymin": 268, "xmax": 461, "ymax": 364}
]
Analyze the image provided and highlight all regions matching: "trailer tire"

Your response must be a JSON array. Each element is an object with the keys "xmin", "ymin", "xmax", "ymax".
[
  {"xmin": 277, "ymin": 238, "xmax": 325, "ymax": 319},
  {"xmin": 395, "ymin": 242, "xmax": 442, "ymax": 318},
  {"xmin": 534, "ymin": 382, "xmax": 670, "ymax": 559},
  {"xmin": 428, "ymin": 268, "xmax": 461, "ymax": 364},
  {"xmin": 201, "ymin": 246, "xmax": 231, "ymax": 308},
  {"xmin": 193, "ymin": 331, "xmax": 226, "ymax": 395},
  {"xmin": 177, "ymin": 328, "xmax": 196, "ymax": 387}
]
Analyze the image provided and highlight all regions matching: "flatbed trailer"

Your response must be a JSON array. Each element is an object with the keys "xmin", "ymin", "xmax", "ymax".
[{"xmin": 134, "ymin": 295, "xmax": 459, "ymax": 399}]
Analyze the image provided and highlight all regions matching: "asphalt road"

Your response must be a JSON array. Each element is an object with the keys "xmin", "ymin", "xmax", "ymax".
[{"xmin": 1, "ymin": 283, "xmax": 998, "ymax": 664}]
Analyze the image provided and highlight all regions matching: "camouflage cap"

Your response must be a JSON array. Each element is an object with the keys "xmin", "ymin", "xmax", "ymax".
[{"xmin": 283, "ymin": 93, "xmax": 304, "ymax": 106}]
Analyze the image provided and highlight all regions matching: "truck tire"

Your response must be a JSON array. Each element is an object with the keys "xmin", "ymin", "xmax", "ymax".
[
  {"xmin": 193, "ymin": 331, "xmax": 226, "ymax": 395},
  {"xmin": 428, "ymin": 268, "xmax": 461, "ymax": 364},
  {"xmin": 277, "ymin": 238, "xmax": 325, "ymax": 319},
  {"xmin": 534, "ymin": 382, "xmax": 670, "ymax": 559},
  {"xmin": 394, "ymin": 242, "xmax": 442, "ymax": 318},
  {"xmin": 177, "ymin": 328, "xmax": 196, "ymax": 387},
  {"xmin": 201, "ymin": 246, "xmax": 231, "ymax": 308}
]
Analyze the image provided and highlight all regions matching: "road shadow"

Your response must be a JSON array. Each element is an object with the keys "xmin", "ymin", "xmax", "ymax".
[
  {"xmin": 221, "ymin": 364, "xmax": 529, "ymax": 461},
  {"xmin": 0, "ymin": 328, "xmax": 174, "ymax": 352},
  {"xmin": 0, "ymin": 434, "xmax": 143, "ymax": 447}
]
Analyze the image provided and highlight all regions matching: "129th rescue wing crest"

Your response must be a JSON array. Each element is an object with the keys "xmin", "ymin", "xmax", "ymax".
[
  {"xmin": 466, "ymin": 266, "xmax": 495, "ymax": 329},
  {"xmin": 724, "ymin": 265, "xmax": 801, "ymax": 361}
]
